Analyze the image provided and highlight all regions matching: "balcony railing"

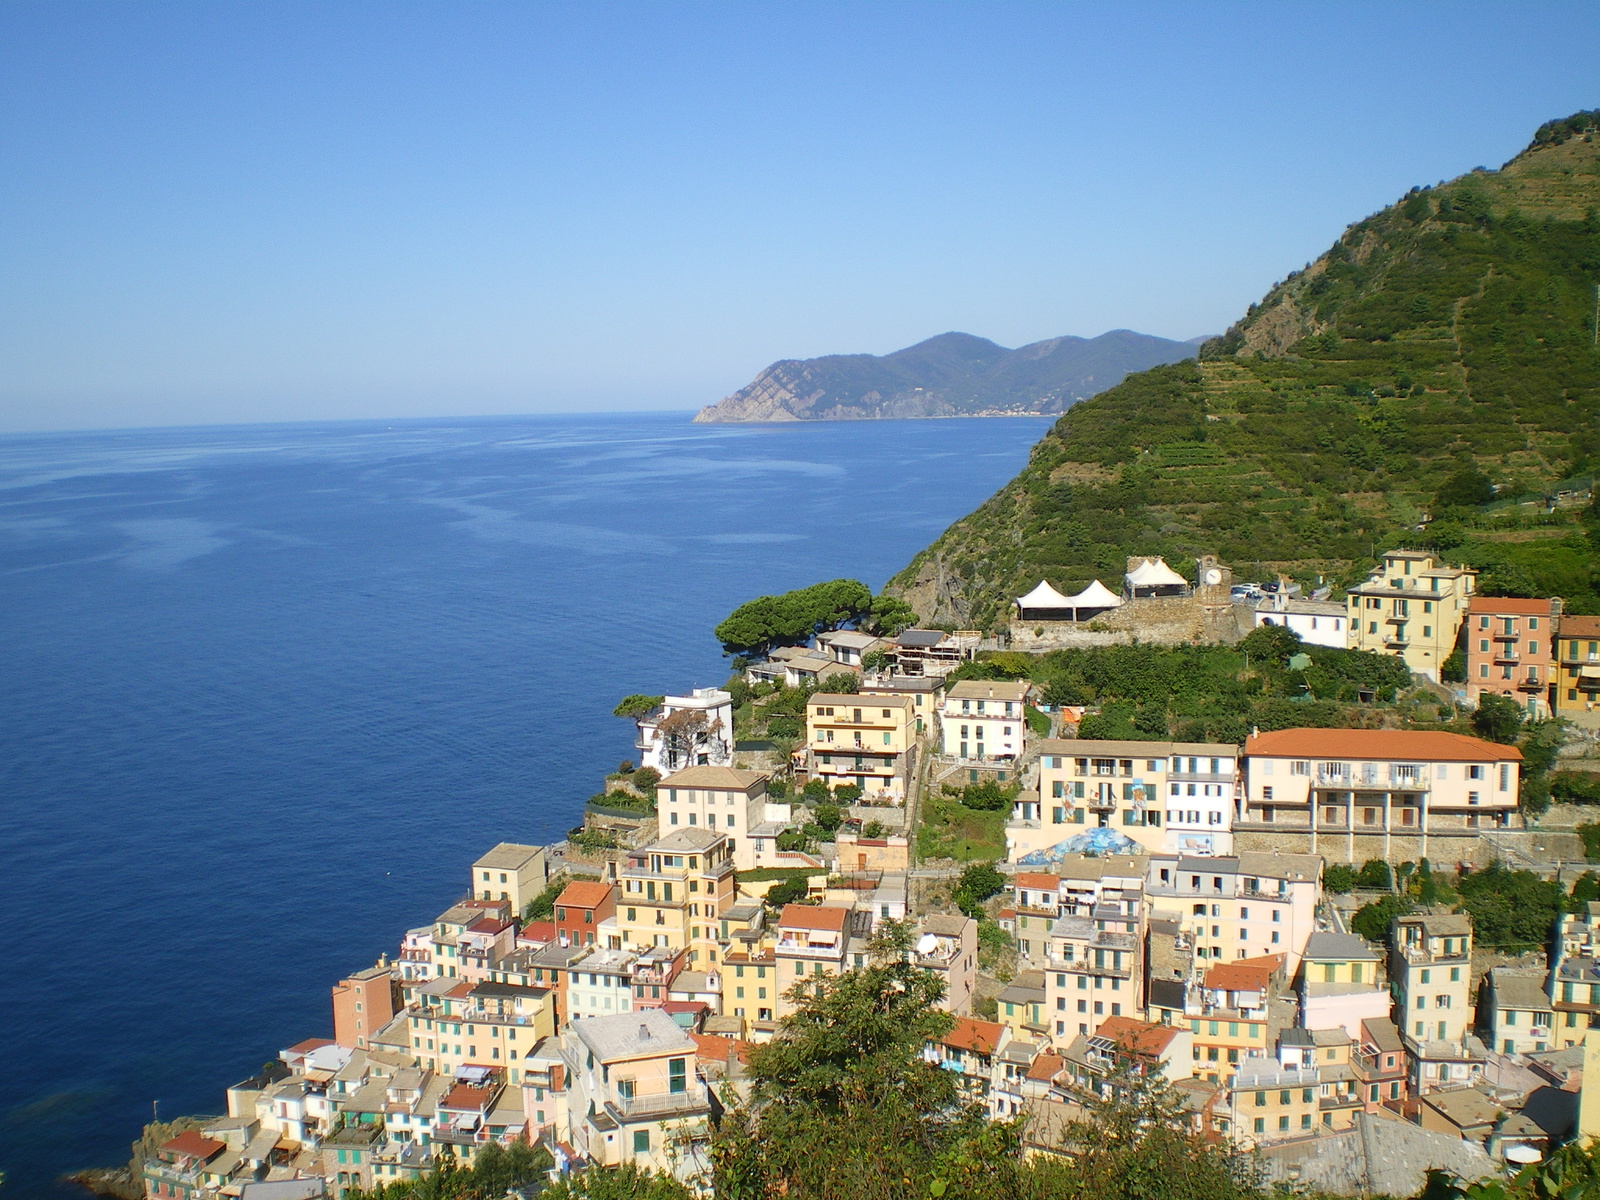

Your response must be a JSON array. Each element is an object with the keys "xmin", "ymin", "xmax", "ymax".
[
  {"xmin": 1518, "ymin": 677, "xmax": 1544, "ymax": 692},
  {"xmin": 610, "ymin": 1085, "xmax": 712, "ymax": 1119}
]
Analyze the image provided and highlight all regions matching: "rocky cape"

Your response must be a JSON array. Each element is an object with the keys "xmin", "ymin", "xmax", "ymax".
[{"xmin": 693, "ymin": 330, "xmax": 1200, "ymax": 423}]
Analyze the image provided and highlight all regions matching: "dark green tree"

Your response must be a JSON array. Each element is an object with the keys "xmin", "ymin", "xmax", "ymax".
[
  {"xmin": 1471, "ymin": 693, "xmax": 1525, "ymax": 743},
  {"xmin": 952, "ymin": 862, "xmax": 1006, "ymax": 917}
]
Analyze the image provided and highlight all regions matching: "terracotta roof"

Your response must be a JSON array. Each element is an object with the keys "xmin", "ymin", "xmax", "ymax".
[
  {"xmin": 690, "ymin": 1033, "xmax": 752, "ymax": 1064},
  {"xmin": 162, "ymin": 1131, "xmax": 226, "ymax": 1161},
  {"xmin": 557, "ymin": 881, "xmax": 616, "ymax": 910},
  {"xmin": 467, "ymin": 916, "xmax": 511, "ymax": 934},
  {"xmin": 1245, "ymin": 728, "xmax": 1521, "ymax": 762},
  {"xmin": 519, "ymin": 920, "xmax": 557, "ymax": 943},
  {"xmin": 441, "ymin": 1083, "xmax": 495, "ymax": 1112},
  {"xmin": 1096, "ymin": 1014, "xmax": 1182, "ymax": 1057},
  {"xmin": 1026, "ymin": 1051, "xmax": 1066, "ymax": 1082},
  {"xmin": 1469, "ymin": 597, "xmax": 1557, "ymax": 615},
  {"xmin": 283, "ymin": 1037, "xmax": 334, "ymax": 1055},
  {"xmin": 446, "ymin": 981, "xmax": 474, "ymax": 999},
  {"xmin": 1562, "ymin": 615, "xmax": 1600, "ymax": 638},
  {"xmin": 779, "ymin": 903, "xmax": 850, "ymax": 932},
  {"xmin": 942, "ymin": 1017, "xmax": 1004, "ymax": 1055},
  {"xmin": 1203, "ymin": 958, "xmax": 1277, "ymax": 992},
  {"xmin": 1014, "ymin": 873, "xmax": 1060, "ymax": 891}
]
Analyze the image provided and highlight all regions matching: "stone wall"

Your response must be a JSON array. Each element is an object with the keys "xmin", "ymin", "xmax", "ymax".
[
  {"xmin": 1007, "ymin": 595, "xmax": 1251, "ymax": 651},
  {"xmin": 1234, "ymin": 828, "xmax": 1497, "ymax": 868}
]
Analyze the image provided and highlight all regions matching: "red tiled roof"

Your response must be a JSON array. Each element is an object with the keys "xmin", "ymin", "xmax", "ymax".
[
  {"xmin": 446, "ymin": 981, "xmax": 474, "ymax": 999},
  {"xmin": 468, "ymin": 916, "xmax": 511, "ymax": 934},
  {"xmin": 1469, "ymin": 597, "xmax": 1557, "ymax": 615},
  {"xmin": 997, "ymin": 908, "xmax": 1017, "ymax": 921},
  {"xmin": 557, "ymin": 881, "xmax": 616, "ymax": 909},
  {"xmin": 519, "ymin": 920, "xmax": 557, "ymax": 943},
  {"xmin": 1245, "ymin": 728, "xmax": 1521, "ymax": 762},
  {"xmin": 162, "ymin": 1131, "xmax": 226, "ymax": 1161},
  {"xmin": 441, "ymin": 1083, "xmax": 495, "ymax": 1112},
  {"xmin": 691, "ymin": 1033, "xmax": 752, "ymax": 1064},
  {"xmin": 1562, "ymin": 615, "xmax": 1600, "ymax": 638},
  {"xmin": 1203, "ymin": 957, "xmax": 1279, "ymax": 992},
  {"xmin": 283, "ymin": 1038, "xmax": 334, "ymax": 1055},
  {"xmin": 662, "ymin": 1000, "xmax": 708, "ymax": 1013},
  {"xmin": 1014, "ymin": 873, "xmax": 1061, "ymax": 891},
  {"xmin": 779, "ymin": 903, "xmax": 849, "ymax": 932},
  {"xmin": 1095, "ymin": 1015, "xmax": 1181, "ymax": 1057},
  {"xmin": 1026, "ymin": 1052, "xmax": 1066, "ymax": 1082},
  {"xmin": 942, "ymin": 1017, "xmax": 1004, "ymax": 1056}
]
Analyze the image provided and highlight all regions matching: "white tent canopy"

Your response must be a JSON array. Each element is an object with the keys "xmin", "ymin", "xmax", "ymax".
[
  {"xmin": 1015, "ymin": 580, "xmax": 1076, "ymax": 610},
  {"xmin": 1125, "ymin": 557, "xmax": 1189, "ymax": 589},
  {"xmin": 1064, "ymin": 579, "xmax": 1123, "ymax": 608}
]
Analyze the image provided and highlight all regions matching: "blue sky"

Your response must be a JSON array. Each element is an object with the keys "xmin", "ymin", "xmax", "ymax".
[{"xmin": 2, "ymin": 3, "xmax": 1598, "ymax": 432}]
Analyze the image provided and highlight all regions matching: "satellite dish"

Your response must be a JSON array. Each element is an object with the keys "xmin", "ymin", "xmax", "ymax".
[{"xmin": 915, "ymin": 933, "xmax": 938, "ymax": 956}]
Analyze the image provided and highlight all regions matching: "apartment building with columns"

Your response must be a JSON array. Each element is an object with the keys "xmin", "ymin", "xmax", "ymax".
[{"xmin": 1237, "ymin": 728, "xmax": 1521, "ymax": 864}]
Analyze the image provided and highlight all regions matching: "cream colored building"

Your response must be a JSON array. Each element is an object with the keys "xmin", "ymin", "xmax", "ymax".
[
  {"xmin": 1344, "ymin": 550, "xmax": 1475, "ymax": 681},
  {"xmin": 617, "ymin": 828, "xmax": 736, "ymax": 968},
  {"xmin": 1481, "ymin": 969, "xmax": 1554, "ymax": 1056},
  {"xmin": 1145, "ymin": 852, "xmax": 1321, "ymax": 973},
  {"xmin": 561, "ymin": 1008, "xmax": 711, "ymax": 1173},
  {"xmin": 1025, "ymin": 739, "xmax": 1238, "ymax": 858},
  {"xmin": 1240, "ymin": 728, "xmax": 1522, "ymax": 863},
  {"xmin": 658, "ymin": 765, "xmax": 772, "ymax": 870},
  {"xmin": 938, "ymin": 680, "xmax": 1033, "ymax": 762},
  {"xmin": 805, "ymin": 692, "xmax": 917, "ymax": 803},
  {"xmin": 1391, "ymin": 912, "xmax": 1475, "ymax": 1090},
  {"xmin": 472, "ymin": 844, "xmax": 549, "ymax": 913},
  {"xmin": 773, "ymin": 903, "xmax": 854, "ymax": 1021}
]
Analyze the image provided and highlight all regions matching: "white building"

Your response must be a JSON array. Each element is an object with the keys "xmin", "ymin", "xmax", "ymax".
[
  {"xmin": 1253, "ymin": 593, "xmax": 1349, "ymax": 648},
  {"xmin": 939, "ymin": 679, "xmax": 1032, "ymax": 761},
  {"xmin": 635, "ymin": 688, "xmax": 734, "ymax": 773},
  {"xmin": 566, "ymin": 947, "xmax": 638, "ymax": 1021}
]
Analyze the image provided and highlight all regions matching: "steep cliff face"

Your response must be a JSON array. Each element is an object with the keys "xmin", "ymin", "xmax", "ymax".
[
  {"xmin": 886, "ymin": 114, "xmax": 1600, "ymax": 629},
  {"xmin": 693, "ymin": 330, "xmax": 1197, "ymax": 422}
]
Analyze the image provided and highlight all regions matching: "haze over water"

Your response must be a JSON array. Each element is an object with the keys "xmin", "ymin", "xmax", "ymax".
[{"xmin": 0, "ymin": 411, "xmax": 1050, "ymax": 1195}]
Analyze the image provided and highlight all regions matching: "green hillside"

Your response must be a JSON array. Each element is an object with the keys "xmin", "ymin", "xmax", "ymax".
[{"xmin": 887, "ymin": 112, "xmax": 1600, "ymax": 630}]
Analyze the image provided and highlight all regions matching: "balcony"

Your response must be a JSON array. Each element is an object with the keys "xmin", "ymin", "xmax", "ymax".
[
  {"xmin": 1494, "ymin": 649, "xmax": 1521, "ymax": 665},
  {"xmin": 1086, "ymin": 795, "xmax": 1117, "ymax": 811},
  {"xmin": 1383, "ymin": 634, "xmax": 1410, "ymax": 648},
  {"xmin": 608, "ymin": 1084, "xmax": 712, "ymax": 1121},
  {"xmin": 1517, "ymin": 676, "xmax": 1544, "ymax": 692}
]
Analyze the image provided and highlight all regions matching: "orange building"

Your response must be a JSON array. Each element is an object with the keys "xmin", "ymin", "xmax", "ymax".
[
  {"xmin": 332, "ymin": 964, "xmax": 397, "ymax": 1050},
  {"xmin": 555, "ymin": 880, "xmax": 617, "ymax": 948},
  {"xmin": 1465, "ymin": 596, "xmax": 1561, "ymax": 717}
]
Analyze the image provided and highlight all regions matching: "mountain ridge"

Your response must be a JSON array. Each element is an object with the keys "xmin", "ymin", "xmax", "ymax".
[
  {"xmin": 886, "ymin": 111, "xmax": 1600, "ymax": 629},
  {"xmin": 693, "ymin": 329, "xmax": 1199, "ymax": 423}
]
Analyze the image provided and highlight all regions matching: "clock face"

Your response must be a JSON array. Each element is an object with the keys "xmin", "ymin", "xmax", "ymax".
[{"xmin": 1204, "ymin": 568, "xmax": 1223, "ymax": 586}]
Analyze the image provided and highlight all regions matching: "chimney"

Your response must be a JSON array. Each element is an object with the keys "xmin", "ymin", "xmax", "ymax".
[{"xmin": 639, "ymin": 1023, "xmax": 651, "ymax": 1040}]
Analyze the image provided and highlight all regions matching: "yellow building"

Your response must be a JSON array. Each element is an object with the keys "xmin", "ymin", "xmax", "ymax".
[
  {"xmin": 407, "ymin": 976, "xmax": 555, "ymax": 1084},
  {"xmin": 805, "ymin": 692, "xmax": 918, "ymax": 803},
  {"xmin": 1555, "ymin": 615, "xmax": 1600, "ymax": 730},
  {"xmin": 1345, "ymin": 550, "xmax": 1475, "ymax": 681},
  {"xmin": 471, "ymin": 843, "xmax": 549, "ymax": 913},
  {"xmin": 617, "ymin": 829, "xmax": 736, "ymax": 967},
  {"xmin": 1224, "ymin": 1060, "xmax": 1322, "ymax": 1147}
]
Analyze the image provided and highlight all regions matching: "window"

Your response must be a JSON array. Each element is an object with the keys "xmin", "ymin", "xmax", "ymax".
[{"xmin": 633, "ymin": 1130, "xmax": 651, "ymax": 1154}]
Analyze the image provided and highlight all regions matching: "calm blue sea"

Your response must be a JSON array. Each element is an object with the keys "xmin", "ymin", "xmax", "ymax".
[{"xmin": 0, "ymin": 411, "xmax": 1050, "ymax": 1195}]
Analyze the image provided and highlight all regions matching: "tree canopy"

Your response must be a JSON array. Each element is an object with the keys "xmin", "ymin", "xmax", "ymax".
[{"xmin": 714, "ymin": 580, "xmax": 874, "ymax": 657}]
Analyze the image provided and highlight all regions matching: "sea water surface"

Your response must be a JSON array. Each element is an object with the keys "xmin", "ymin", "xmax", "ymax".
[{"xmin": 0, "ymin": 411, "xmax": 1050, "ymax": 1194}]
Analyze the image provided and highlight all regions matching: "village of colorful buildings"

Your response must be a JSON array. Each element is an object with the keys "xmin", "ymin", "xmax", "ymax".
[{"xmin": 144, "ymin": 552, "xmax": 1600, "ymax": 1200}]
